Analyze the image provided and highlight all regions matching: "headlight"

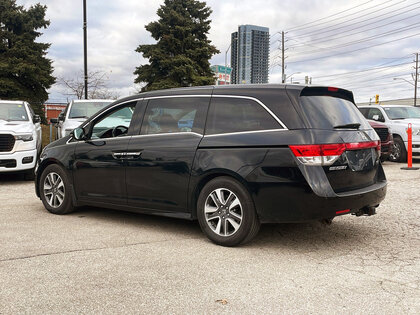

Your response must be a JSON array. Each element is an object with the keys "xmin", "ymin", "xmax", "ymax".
[{"xmin": 15, "ymin": 134, "xmax": 33, "ymax": 141}]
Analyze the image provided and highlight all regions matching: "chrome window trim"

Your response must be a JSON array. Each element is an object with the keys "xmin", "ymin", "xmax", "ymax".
[
  {"xmin": 131, "ymin": 132, "xmax": 203, "ymax": 139},
  {"xmin": 204, "ymin": 129, "xmax": 287, "ymax": 138}
]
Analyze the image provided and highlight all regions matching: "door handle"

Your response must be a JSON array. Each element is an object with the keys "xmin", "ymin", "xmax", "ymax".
[
  {"xmin": 112, "ymin": 152, "xmax": 142, "ymax": 159},
  {"xmin": 112, "ymin": 152, "xmax": 125, "ymax": 159},
  {"xmin": 125, "ymin": 152, "xmax": 142, "ymax": 159}
]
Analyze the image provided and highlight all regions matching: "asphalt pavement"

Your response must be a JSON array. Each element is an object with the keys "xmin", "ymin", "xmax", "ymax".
[{"xmin": 0, "ymin": 159, "xmax": 419, "ymax": 314}]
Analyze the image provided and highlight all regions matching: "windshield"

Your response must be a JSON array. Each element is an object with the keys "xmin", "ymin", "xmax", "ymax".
[
  {"xmin": 383, "ymin": 106, "xmax": 420, "ymax": 120},
  {"xmin": 0, "ymin": 103, "xmax": 29, "ymax": 121},
  {"xmin": 300, "ymin": 96, "xmax": 371, "ymax": 130},
  {"xmin": 68, "ymin": 101, "xmax": 112, "ymax": 119}
]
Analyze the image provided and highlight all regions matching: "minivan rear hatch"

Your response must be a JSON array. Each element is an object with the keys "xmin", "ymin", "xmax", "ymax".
[{"xmin": 293, "ymin": 86, "xmax": 381, "ymax": 193}]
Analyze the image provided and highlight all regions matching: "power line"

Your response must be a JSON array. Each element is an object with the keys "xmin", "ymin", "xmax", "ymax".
[
  {"xmin": 287, "ymin": 8, "xmax": 420, "ymax": 50},
  {"xmin": 313, "ymin": 61, "xmax": 412, "ymax": 79},
  {"xmin": 286, "ymin": 0, "xmax": 375, "ymax": 32},
  {"xmin": 334, "ymin": 72, "xmax": 412, "ymax": 87},
  {"xmin": 289, "ymin": 0, "xmax": 413, "ymax": 39},
  {"xmin": 287, "ymin": 31, "xmax": 420, "ymax": 64},
  {"xmin": 290, "ymin": 21, "xmax": 420, "ymax": 55}
]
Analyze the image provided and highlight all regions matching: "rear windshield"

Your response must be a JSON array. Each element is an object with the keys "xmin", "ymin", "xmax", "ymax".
[{"xmin": 300, "ymin": 96, "xmax": 371, "ymax": 130}]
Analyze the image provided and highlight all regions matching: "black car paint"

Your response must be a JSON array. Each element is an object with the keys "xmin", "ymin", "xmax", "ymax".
[{"xmin": 36, "ymin": 85, "xmax": 386, "ymax": 223}]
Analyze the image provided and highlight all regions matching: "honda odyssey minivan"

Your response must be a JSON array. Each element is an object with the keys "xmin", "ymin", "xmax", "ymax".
[{"xmin": 35, "ymin": 85, "xmax": 387, "ymax": 246}]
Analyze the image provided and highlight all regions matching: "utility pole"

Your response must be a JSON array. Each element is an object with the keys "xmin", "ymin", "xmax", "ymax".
[
  {"xmin": 414, "ymin": 52, "xmax": 418, "ymax": 107},
  {"xmin": 281, "ymin": 31, "xmax": 285, "ymax": 83},
  {"xmin": 83, "ymin": 0, "xmax": 88, "ymax": 100}
]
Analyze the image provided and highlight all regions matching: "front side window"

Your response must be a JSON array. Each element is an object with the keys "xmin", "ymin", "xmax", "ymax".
[
  {"xmin": 141, "ymin": 97, "xmax": 208, "ymax": 135},
  {"xmin": 0, "ymin": 103, "xmax": 29, "ymax": 121},
  {"xmin": 91, "ymin": 103, "xmax": 136, "ymax": 139},
  {"xmin": 69, "ymin": 101, "xmax": 113, "ymax": 119},
  {"xmin": 205, "ymin": 97, "xmax": 281, "ymax": 135}
]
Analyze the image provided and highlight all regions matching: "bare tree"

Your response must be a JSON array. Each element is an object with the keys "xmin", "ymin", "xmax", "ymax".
[{"xmin": 58, "ymin": 70, "xmax": 120, "ymax": 100}]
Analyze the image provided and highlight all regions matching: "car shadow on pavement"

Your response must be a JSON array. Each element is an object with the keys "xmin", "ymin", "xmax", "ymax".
[
  {"xmin": 67, "ymin": 205, "xmax": 378, "ymax": 251},
  {"xmin": 0, "ymin": 172, "xmax": 31, "ymax": 183}
]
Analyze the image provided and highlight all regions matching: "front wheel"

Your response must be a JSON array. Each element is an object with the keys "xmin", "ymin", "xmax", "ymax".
[
  {"xmin": 389, "ymin": 137, "xmax": 407, "ymax": 163},
  {"xmin": 39, "ymin": 164, "xmax": 75, "ymax": 214},
  {"xmin": 197, "ymin": 177, "xmax": 260, "ymax": 246}
]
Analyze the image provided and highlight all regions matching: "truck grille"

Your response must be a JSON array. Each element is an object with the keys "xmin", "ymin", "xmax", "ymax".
[
  {"xmin": 0, "ymin": 134, "xmax": 15, "ymax": 152},
  {"xmin": 374, "ymin": 128, "xmax": 389, "ymax": 142}
]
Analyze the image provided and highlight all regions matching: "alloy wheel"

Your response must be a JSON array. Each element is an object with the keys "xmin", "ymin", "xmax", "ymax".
[
  {"xmin": 43, "ymin": 172, "xmax": 65, "ymax": 208},
  {"xmin": 204, "ymin": 188, "xmax": 243, "ymax": 237}
]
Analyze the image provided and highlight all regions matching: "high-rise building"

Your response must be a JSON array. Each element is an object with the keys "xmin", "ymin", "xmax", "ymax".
[{"xmin": 230, "ymin": 25, "xmax": 269, "ymax": 84}]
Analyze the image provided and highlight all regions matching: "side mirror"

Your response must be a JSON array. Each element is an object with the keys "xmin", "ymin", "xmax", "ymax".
[
  {"xmin": 372, "ymin": 115, "xmax": 379, "ymax": 121},
  {"xmin": 50, "ymin": 118, "xmax": 58, "ymax": 124},
  {"xmin": 33, "ymin": 115, "xmax": 41, "ymax": 123},
  {"xmin": 72, "ymin": 127, "xmax": 86, "ymax": 140},
  {"xmin": 58, "ymin": 112, "xmax": 65, "ymax": 121}
]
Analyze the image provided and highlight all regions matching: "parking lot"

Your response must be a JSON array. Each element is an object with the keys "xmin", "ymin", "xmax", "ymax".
[{"xmin": 0, "ymin": 160, "xmax": 419, "ymax": 314}]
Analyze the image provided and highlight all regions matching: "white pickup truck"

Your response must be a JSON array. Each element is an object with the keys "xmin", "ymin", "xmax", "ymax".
[
  {"xmin": 358, "ymin": 104, "xmax": 420, "ymax": 162},
  {"xmin": 0, "ymin": 100, "xmax": 42, "ymax": 179}
]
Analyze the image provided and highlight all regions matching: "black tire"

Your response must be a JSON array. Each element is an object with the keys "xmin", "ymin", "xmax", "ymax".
[
  {"xmin": 389, "ymin": 137, "xmax": 407, "ymax": 163},
  {"xmin": 197, "ymin": 176, "xmax": 260, "ymax": 247},
  {"xmin": 23, "ymin": 168, "xmax": 35, "ymax": 181},
  {"xmin": 39, "ymin": 164, "xmax": 75, "ymax": 215}
]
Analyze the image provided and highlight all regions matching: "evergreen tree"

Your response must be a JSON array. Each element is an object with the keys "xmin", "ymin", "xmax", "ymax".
[
  {"xmin": 0, "ymin": 0, "xmax": 55, "ymax": 122},
  {"xmin": 134, "ymin": 0, "xmax": 219, "ymax": 91}
]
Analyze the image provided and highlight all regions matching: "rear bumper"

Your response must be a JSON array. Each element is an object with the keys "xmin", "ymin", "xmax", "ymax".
[
  {"xmin": 254, "ymin": 180, "xmax": 386, "ymax": 223},
  {"xmin": 251, "ymin": 162, "xmax": 387, "ymax": 223},
  {"xmin": 0, "ymin": 149, "xmax": 37, "ymax": 172}
]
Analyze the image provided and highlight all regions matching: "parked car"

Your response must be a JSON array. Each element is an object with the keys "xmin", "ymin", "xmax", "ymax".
[
  {"xmin": 52, "ymin": 99, "xmax": 114, "ymax": 139},
  {"xmin": 0, "ymin": 100, "xmax": 42, "ymax": 179},
  {"xmin": 35, "ymin": 85, "xmax": 387, "ymax": 246},
  {"xmin": 358, "ymin": 105, "xmax": 420, "ymax": 162},
  {"xmin": 367, "ymin": 120, "xmax": 393, "ymax": 161}
]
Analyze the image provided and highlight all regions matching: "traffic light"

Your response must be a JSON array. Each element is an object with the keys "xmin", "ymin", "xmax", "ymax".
[{"xmin": 375, "ymin": 94, "xmax": 379, "ymax": 104}]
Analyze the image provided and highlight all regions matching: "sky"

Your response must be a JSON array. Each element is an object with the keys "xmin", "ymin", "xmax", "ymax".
[{"xmin": 16, "ymin": 0, "xmax": 420, "ymax": 104}]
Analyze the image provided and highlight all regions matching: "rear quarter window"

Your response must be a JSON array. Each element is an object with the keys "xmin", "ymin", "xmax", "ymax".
[
  {"xmin": 300, "ymin": 96, "xmax": 371, "ymax": 130},
  {"xmin": 205, "ymin": 97, "xmax": 282, "ymax": 135}
]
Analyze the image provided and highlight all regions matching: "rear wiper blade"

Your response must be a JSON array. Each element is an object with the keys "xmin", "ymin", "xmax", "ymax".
[
  {"xmin": 334, "ymin": 123, "xmax": 361, "ymax": 129},
  {"xmin": 392, "ymin": 117, "xmax": 406, "ymax": 120}
]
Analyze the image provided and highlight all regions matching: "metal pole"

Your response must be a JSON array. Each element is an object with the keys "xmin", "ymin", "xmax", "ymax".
[
  {"xmin": 414, "ymin": 52, "xmax": 418, "ymax": 107},
  {"xmin": 281, "ymin": 31, "xmax": 285, "ymax": 83},
  {"xmin": 83, "ymin": 0, "xmax": 88, "ymax": 100},
  {"xmin": 225, "ymin": 43, "xmax": 231, "ymax": 85}
]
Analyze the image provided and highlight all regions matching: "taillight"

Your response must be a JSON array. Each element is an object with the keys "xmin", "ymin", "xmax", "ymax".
[{"xmin": 289, "ymin": 141, "xmax": 381, "ymax": 166}]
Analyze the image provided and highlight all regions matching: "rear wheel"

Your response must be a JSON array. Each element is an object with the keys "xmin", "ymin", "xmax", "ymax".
[
  {"xmin": 197, "ymin": 177, "xmax": 260, "ymax": 246},
  {"xmin": 389, "ymin": 137, "xmax": 406, "ymax": 163},
  {"xmin": 40, "ymin": 164, "xmax": 75, "ymax": 214}
]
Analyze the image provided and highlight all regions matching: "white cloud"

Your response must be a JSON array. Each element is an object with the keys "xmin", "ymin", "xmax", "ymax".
[{"xmin": 16, "ymin": 0, "xmax": 420, "ymax": 103}]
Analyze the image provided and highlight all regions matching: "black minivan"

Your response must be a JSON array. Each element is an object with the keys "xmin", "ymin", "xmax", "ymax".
[{"xmin": 35, "ymin": 85, "xmax": 387, "ymax": 246}]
